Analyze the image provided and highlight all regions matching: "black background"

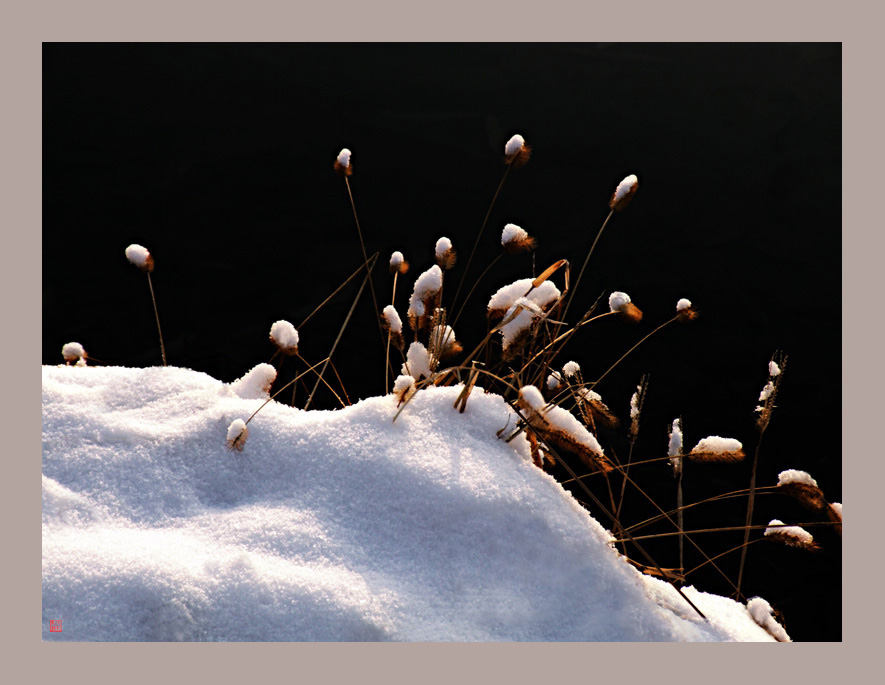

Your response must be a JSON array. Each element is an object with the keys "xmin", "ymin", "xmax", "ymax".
[{"xmin": 43, "ymin": 43, "xmax": 841, "ymax": 641}]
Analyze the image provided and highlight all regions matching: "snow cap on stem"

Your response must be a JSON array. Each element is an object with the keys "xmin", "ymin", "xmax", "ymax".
[
  {"xmin": 269, "ymin": 320, "xmax": 299, "ymax": 356},
  {"xmin": 226, "ymin": 419, "xmax": 249, "ymax": 452},
  {"xmin": 688, "ymin": 436, "xmax": 745, "ymax": 463},
  {"xmin": 776, "ymin": 469, "xmax": 828, "ymax": 512},
  {"xmin": 503, "ymin": 133, "xmax": 531, "ymax": 168},
  {"xmin": 609, "ymin": 291, "xmax": 643, "ymax": 323},
  {"xmin": 230, "ymin": 363, "xmax": 277, "ymax": 399},
  {"xmin": 62, "ymin": 342, "xmax": 86, "ymax": 365},
  {"xmin": 389, "ymin": 251, "xmax": 409, "ymax": 275},
  {"xmin": 392, "ymin": 374, "xmax": 416, "ymax": 407},
  {"xmin": 676, "ymin": 297, "xmax": 698, "ymax": 322},
  {"xmin": 382, "ymin": 305, "xmax": 405, "ymax": 352},
  {"xmin": 407, "ymin": 264, "xmax": 443, "ymax": 333},
  {"xmin": 334, "ymin": 148, "xmax": 353, "ymax": 177},
  {"xmin": 609, "ymin": 174, "xmax": 638, "ymax": 212},
  {"xmin": 435, "ymin": 237, "xmax": 456, "ymax": 270},
  {"xmin": 125, "ymin": 244, "xmax": 154, "ymax": 273},
  {"xmin": 562, "ymin": 361, "xmax": 581, "ymax": 379},
  {"xmin": 668, "ymin": 418, "xmax": 683, "ymax": 475},
  {"xmin": 402, "ymin": 342, "xmax": 432, "ymax": 382},
  {"xmin": 764, "ymin": 520, "xmax": 819, "ymax": 551},
  {"xmin": 501, "ymin": 223, "xmax": 536, "ymax": 254},
  {"xmin": 747, "ymin": 597, "xmax": 791, "ymax": 642}
]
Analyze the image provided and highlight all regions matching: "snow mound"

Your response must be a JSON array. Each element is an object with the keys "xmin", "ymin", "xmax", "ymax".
[{"xmin": 42, "ymin": 365, "xmax": 775, "ymax": 642}]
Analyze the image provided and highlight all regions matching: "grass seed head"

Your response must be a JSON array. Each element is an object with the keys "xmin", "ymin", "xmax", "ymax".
[
  {"xmin": 389, "ymin": 251, "xmax": 409, "ymax": 275},
  {"xmin": 503, "ymin": 133, "xmax": 531, "ymax": 168},
  {"xmin": 501, "ymin": 223, "xmax": 537, "ymax": 254},
  {"xmin": 434, "ymin": 237, "xmax": 457, "ymax": 270},
  {"xmin": 62, "ymin": 342, "xmax": 87, "ymax": 365},
  {"xmin": 334, "ymin": 148, "xmax": 353, "ymax": 177},
  {"xmin": 125, "ymin": 244, "xmax": 154, "ymax": 273},
  {"xmin": 609, "ymin": 174, "xmax": 638, "ymax": 212},
  {"xmin": 269, "ymin": 320, "xmax": 299, "ymax": 356},
  {"xmin": 675, "ymin": 297, "xmax": 698, "ymax": 322},
  {"xmin": 226, "ymin": 419, "xmax": 249, "ymax": 452}
]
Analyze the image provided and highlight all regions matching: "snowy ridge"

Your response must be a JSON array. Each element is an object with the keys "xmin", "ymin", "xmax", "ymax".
[{"xmin": 42, "ymin": 365, "xmax": 776, "ymax": 641}]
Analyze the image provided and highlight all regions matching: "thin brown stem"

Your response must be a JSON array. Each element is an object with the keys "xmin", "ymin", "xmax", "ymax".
[
  {"xmin": 146, "ymin": 272, "xmax": 167, "ymax": 366},
  {"xmin": 560, "ymin": 209, "xmax": 614, "ymax": 324},
  {"xmin": 451, "ymin": 252, "xmax": 503, "ymax": 327},
  {"xmin": 298, "ymin": 255, "xmax": 378, "ymax": 330},
  {"xmin": 450, "ymin": 166, "xmax": 511, "ymax": 316},
  {"xmin": 590, "ymin": 316, "xmax": 678, "ymax": 390}
]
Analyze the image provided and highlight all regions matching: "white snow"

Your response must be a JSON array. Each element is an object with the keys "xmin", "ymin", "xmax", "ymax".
[
  {"xmin": 501, "ymin": 223, "xmax": 528, "ymax": 246},
  {"xmin": 519, "ymin": 385, "xmax": 606, "ymax": 458},
  {"xmin": 401, "ymin": 342, "xmax": 432, "ymax": 381},
  {"xmin": 577, "ymin": 387, "xmax": 602, "ymax": 403},
  {"xmin": 691, "ymin": 436, "xmax": 742, "ymax": 455},
  {"xmin": 408, "ymin": 265, "xmax": 443, "ymax": 316},
  {"xmin": 504, "ymin": 134, "xmax": 525, "ymax": 156},
  {"xmin": 747, "ymin": 597, "xmax": 791, "ymax": 642},
  {"xmin": 125, "ymin": 244, "xmax": 151, "ymax": 267},
  {"xmin": 336, "ymin": 148, "xmax": 351, "ymax": 168},
  {"xmin": 668, "ymin": 419, "xmax": 683, "ymax": 474},
  {"xmin": 612, "ymin": 175, "xmax": 638, "ymax": 204},
  {"xmin": 61, "ymin": 342, "xmax": 85, "ymax": 361},
  {"xmin": 226, "ymin": 418, "xmax": 247, "ymax": 441},
  {"xmin": 769, "ymin": 361, "xmax": 781, "ymax": 377},
  {"xmin": 229, "ymin": 363, "xmax": 277, "ymax": 400},
  {"xmin": 830, "ymin": 502, "xmax": 842, "ymax": 517},
  {"xmin": 777, "ymin": 469, "xmax": 818, "ymax": 488},
  {"xmin": 764, "ymin": 520, "xmax": 814, "ymax": 546},
  {"xmin": 382, "ymin": 305, "xmax": 403, "ymax": 334},
  {"xmin": 487, "ymin": 278, "xmax": 560, "ymax": 315},
  {"xmin": 562, "ymin": 361, "xmax": 581, "ymax": 378},
  {"xmin": 609, "ymin": 291, "xmax": 631, "ymax": 312},
  {"xmin": 392, "ymin": 374, "xmax": 415, "ymax": 394},
  {"xmin": 676, "ymin": 298, "xmax": 692, "ymax": 311},
  {"xmin": 435, "ymin": 237, "xmax": 453, "ymax": 260},
  {"xmin": 431, "ymin": 324, "xmax": 457, "ymax": 353},
  {"xmin": 758, "ymin": 381, "xmax": 774, "ymax": 402},
  {"xmin": 42, "ymin": 364, "xmax": 779, "ymax": 641},
  {"xmin": 269, "ymin": 320, "xmax": 299, "ymax": 353},
  {"xmin": 546, "ymin": 372, "xmax": 562, "ymax": 390},
  {"xmin": 390, "ymin": 251, "xmax": 404, "ymax": 269},
  {"xmin": 500, "ymin": 297, "xmax": 544, "ymax": 350},
  {"xmin": 630, "ymin": 387, "xmax": 641, "ymax": 419}
]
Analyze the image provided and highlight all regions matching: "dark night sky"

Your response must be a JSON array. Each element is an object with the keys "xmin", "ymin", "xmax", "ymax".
[{"xmin": 42, "ymin": 43, "xmax": 841, "ymax": 641}]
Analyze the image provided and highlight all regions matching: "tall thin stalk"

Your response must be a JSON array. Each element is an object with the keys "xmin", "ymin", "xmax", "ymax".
[{"xmin": 146, "ymin": 272, "xmax": 167, "ymax": 366}]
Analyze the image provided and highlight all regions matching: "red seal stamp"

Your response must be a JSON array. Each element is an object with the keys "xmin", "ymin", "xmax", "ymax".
[{"xmin": 50, "ymin": 620, "xmax": 62, "ymax": 633}]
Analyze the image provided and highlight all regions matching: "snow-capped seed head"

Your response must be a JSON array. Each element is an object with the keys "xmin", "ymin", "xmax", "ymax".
[
  {"xmin": 392, "ymin": 374, "xmax": 416, "ymax": 407},
  {"xmin": 503, "ymin": 133, "xmax": 531, "ymax": 168},
  {"xmin": 487, "ymin": 278, "xmax": 560, "ymax": 321},
  {"xmin": 668, "ymin": 418, "xmax": 683, "ymax": 475},
  {"xmin": 776, "ymin": 470, "xmax": 828, "ymax": 512},
  {"xmin": 609, "ymin": 174, "xmax": 638, "ymax": 212},
  {"xmin": 562, "ymin": 361, "xmax": 581, "ymax": 378},
  {"xmin": 769, "ymin": 361, "xmax": 781, "ymax": 377},
  {"xmin": 382, "ymin": 305, "xmax": 403, "ymax": 334},
  {"xmin": 226, "ymin": 419, "xmax": 249, "ymax": 452},
  {"xmin": 501, "ymin": 223, "xmax": 536, "ymax": 254},
  {"xmin": 402, "ymin": 342, "xmax": 432, "ymax": 381},
  {"xmin": 407, "ymin": 265, "xmax": 443, "ymax": 333},
  {"xmin": 431, "ymin": 324, "xmax": 461, "ymax": 359},
  {"xmin": 764, "ymin": 520, "xmax": 819, "ymax": 551},
  {"xmin": 269, "ymin": 320, "xmax": 299, "ymax": 356},
  {"xmin": 435, "ymin": 236, "xmax": 456, "ymax": 270},
  {"xmin": 125, "ymin": 244, "xmax": 154, "ymax": 273},
  {"xmin": 518, "ymin": 385, "xmax": 547, "ymax": 412},
  {"xmin": 609, "ymin": 291, "xmax": 643, "ymax": 323},
  {"xmin": 675, "ymin": 297, "xmax": 698, "ymax": 322},
  {"xmin": 688, "ymin": 436, "xmax": 745, "ymax": 463},
  {"xmin": 747, "ymin": 597, "xmax": 791, "ymax": 642},
  {"xmin": 827, "ymin": 502, "xmax": 842, "ymax": 536},
  {"xmin": 389, "ymin": 251, "xmax": 409, "ymax": 275},
  {"xmin": 61, "ymin": 342, "xmax": 86, "ymax": 364},
  {"xmin": 230, "ymin": 363, "xmax": 277, "ymax": 399},
  {"xmin": 758, "ymin": 381, "xmax": 774, "ymax": 402},
  {"xmin": 546, "ymin": 372, "xmax": 563, "ymax": 391},
  {"xmin": 334, "ymin": 148, "xmax": 353, "ymax": 177}
]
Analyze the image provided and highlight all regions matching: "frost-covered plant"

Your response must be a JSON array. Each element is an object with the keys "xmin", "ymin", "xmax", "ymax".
[{"xmin": 61, "ymin": 342, "xmax": 87, "ymax": 366}]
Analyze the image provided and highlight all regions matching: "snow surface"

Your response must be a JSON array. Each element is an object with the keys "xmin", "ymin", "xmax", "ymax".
[
  {"xmin": 42, "ymin": 365, "xmax": 778, "ymax": 642},
  {"xmin": 504, "ymin": 134, "xmax": 525, "ymax": 156}
]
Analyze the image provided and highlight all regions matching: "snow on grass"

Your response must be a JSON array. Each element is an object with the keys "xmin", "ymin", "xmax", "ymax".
[
  {"xmin": 269, "ymin": 320, "xmax": 299, "ymax": 354},
  {"xmin": 382, "ymin": 305, "xmax": 403, "ymax": 334},
  {"xmin": 747, "ymin": 597, "xmax": 791, "ymax": 642},
  {"xmin": 609, "ymin": 291, "xmax": 631, "ymax": 312},
  {"xmin": 504, "ymin": 134, "xmax": 525, "ymax": 156},
  {"xmin": 777, "ymin": 469, "xmax": 818, "ymax": 488},
  {"xmin": 691, "ymin": 436, "xmax": 742, "ymax": 455},
  {"xmin": 125, "ymin": 244, "xmax": 151, "ymax": 268},
  {"xmin": 42, "ymin": 365, "xmax": 778, "ymax": 641},
  {"xmin": 487, "ymin": 278, "xmax": 560, "ymax": 316}
]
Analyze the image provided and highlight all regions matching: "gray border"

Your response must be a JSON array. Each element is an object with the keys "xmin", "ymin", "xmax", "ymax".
[{"xmin": 26, "ymin": 2, "xmax": 857, "ymax": 682}]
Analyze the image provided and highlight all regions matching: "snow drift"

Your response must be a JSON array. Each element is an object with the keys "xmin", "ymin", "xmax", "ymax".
[{"xmin": 42, "ymin": 365, "xmax": 777, "ymax": 641}]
